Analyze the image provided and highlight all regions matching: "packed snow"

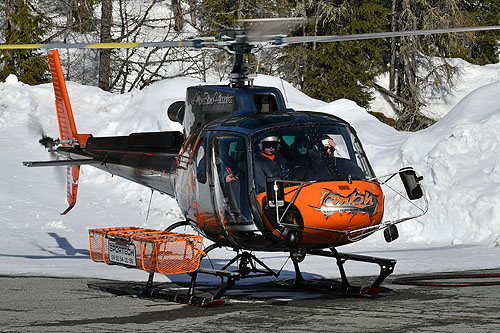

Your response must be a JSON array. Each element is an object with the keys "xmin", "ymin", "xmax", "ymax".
[{"xmin": 1, "ymin": 59, "xmax": 499, "ymax": 284}]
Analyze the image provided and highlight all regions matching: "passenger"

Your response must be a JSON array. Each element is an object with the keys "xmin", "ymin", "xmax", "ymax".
[
  {"xmin": 289, "ymin": 136, "xmax": 310, "ymax": 180},
  {"xmin": 254, "ymin": 135, "xmax": 289, "ymax": 193},
  {"xmin": 294, "ymin": 136, "xmax": 309, "ymax": 156},
  {"xmin": 290, "ymin": 136, "xmax": 332, "ymax": 181},
  {"xmin": 319, "ymin": 135, "xmax": 343, "ymax": 180},
  {"xmin": 321, "ymin": 136, "xmax": 347, "ymax": 158},
  {"xmin": 219, "ymin": 139, "xmax": 239, "ymax": 183},
  {"xmin": 225, "ymin": 167, "xmax": 239, "ymax": 183},
  {"xmin": 219, "ymin": 139, "xmax": 251, "ymax": 221}
]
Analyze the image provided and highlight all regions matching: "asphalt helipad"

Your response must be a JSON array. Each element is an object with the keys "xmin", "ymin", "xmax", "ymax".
[{"xmin": 1, "ymin": 270, "xmax": 500, "ymax": 332}]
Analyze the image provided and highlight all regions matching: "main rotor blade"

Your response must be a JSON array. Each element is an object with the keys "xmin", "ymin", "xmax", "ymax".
[
  {"xmin": 0, "ymin": 40, "xmax": 202, "ymax": 50},
  {"xmin": 1, "ymin": 25, "xmax": 499, "ymax": 50},
  {"xmin": 283, "ymin": 25, "xmax": 500, "ymax": 44}
]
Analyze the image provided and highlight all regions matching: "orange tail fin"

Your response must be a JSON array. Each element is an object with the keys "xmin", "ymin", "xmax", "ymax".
[
  {"xmin": 47, "ymin": 49, "xmax": 91, "ymax": 147},
  {"xmin": 47, "ymin": 49, "xmax": 91, "ymax": 215}
]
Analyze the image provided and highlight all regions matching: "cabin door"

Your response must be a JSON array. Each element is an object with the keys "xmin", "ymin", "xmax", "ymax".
[{"xmin": 210, "ymin": 134, "xmax": 254, "ymax": 228}]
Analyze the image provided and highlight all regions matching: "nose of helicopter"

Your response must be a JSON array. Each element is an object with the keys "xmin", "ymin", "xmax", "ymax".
[{"xmin": 258, "ymin": 180, "xmax": 384, "ymax": 246}]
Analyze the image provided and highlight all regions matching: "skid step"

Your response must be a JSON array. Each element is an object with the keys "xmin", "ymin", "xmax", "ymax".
[
  {"xmin": 309, "ymin": 249, "xmax": 397, "ymax": 266},
  {"xmin": 88, "ymin": 282, "xmax": 224, "ymax": 307},
  {"xmin": 143, "ymin": 286, "xmax": 225, "ymax": 307}
]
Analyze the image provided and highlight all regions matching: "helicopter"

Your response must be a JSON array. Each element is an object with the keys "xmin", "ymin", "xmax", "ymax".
[{"xmin": 14, "ymin": 23, "xmax": 500, "ymax": 306}]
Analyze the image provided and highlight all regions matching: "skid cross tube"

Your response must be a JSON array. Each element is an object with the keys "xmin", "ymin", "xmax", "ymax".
[
  {"xmin": 194, "ymin": 267, "xmax": 241, "ymax": 299},
  {"xmin": 221, "ymin": 251, "xmax": 280, "ymax": 279},
  {"xmin": 165, "ymin": 250, "xmax": 278, "ymax": 304},
  {"xmin": 137, "ymin": 227, "xmax": 229, "ymax": 306},
  {"xmin": 291, "ymin": 254, "xmax": 305, "ymax": 283},
  {"xmin": 139, "ymin": 240, "xmax": 230, "ymax": 307}
]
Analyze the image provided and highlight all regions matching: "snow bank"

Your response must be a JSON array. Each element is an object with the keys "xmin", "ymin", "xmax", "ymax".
[
  {"xmin": 2, "ymin": 72, "xmax": 500, "ymax": 247},
  {"xmin": 371, "ymin": 57, "xmax": 500, "ymax": 120},
  {"xmin": 1, "ymin": 68, "xmax": 500, "ymax": 279},
  {"xmin": 394, "ymin": 81, "xmax": 500, "ymax": 245}
]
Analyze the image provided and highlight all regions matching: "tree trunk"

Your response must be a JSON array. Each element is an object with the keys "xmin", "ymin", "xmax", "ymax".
[
  {"xmin": 188, "ymin": 0, "xmax": 196, "ymax": 27},
  {"xmin": 237, "ymin": 0, "xmax": 243, "ymax": 20},
  {"xmin": 4, "ymin": 0, "xmax": 15, "ymax": 69},
  {"xmin": 389, "ymin": 0, "xmax": 397, "ymax": 91},
  {"xmin": 172, "ymin": 0, "xmax": 183, "ymax": 32},
  {"xmin": 98, "ymin": 0, "xmax": 112, "ymax": 91},
  {"xmin": 313, "ymin": 4, "xmax": 320, "ymax": 50}
]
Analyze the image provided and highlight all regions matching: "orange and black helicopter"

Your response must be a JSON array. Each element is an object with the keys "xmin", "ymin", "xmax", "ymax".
[{"xmin": 9, "ymin": 22, "xmax": 500, "ymax": 306}]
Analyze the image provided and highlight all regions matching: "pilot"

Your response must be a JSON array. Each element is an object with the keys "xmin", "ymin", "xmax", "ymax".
[{"xmin": 254, "ymin": 135, "xmax": 289, "ymax": 193}]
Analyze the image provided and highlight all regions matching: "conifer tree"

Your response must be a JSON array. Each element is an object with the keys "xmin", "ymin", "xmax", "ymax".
[
  {"xmin": 387, "ymin": 0, "xmax": 473, "ymax": 131},
  {"xmin": 0, "ymin": 0, "xmax": 50, "ymax": 84},
  {"xmin": 279, "ymin": 1, "xmax": 389, "ymax": 108},
  {"xmin": 460, "ymin": 0, "xmax": 500, "ymax": 65}
]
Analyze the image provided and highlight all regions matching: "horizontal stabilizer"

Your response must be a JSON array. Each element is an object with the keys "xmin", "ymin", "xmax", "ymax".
[{"xmin": 22, "ymin": 159, "xmax": 101, "ymax": 167}]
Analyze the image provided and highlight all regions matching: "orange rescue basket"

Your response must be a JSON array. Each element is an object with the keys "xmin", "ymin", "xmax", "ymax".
[{"xmin": 89, "ymin": 227, "xmax": 204, "ymax": 275}]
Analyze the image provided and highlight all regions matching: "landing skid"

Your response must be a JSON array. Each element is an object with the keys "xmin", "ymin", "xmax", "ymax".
[
  {"xmin": 90, "ymin": 247, "xmax": 396, "ymax": 305},
  {"xmin": 89, "ymin": 221, "xmax": 396, "ymax": 305},
  {"xmin": 285, "ymin": 248, "xmax": 397, "ymax": 295}
]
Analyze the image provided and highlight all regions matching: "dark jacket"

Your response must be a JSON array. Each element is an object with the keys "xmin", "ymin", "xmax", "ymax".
[{"xmin": 254, "ymin": 153, "xmax": 288, "ymax": 193}]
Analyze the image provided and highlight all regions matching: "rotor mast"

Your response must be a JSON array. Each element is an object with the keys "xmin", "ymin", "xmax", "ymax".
[{"xmin": 225, "ymin": 29, "xmax": 254, "ymax": 88}]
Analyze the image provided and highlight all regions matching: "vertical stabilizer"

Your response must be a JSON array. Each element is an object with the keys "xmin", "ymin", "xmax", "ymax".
[
  {"xmin": 47, "ymin": 49, "xmax": 91, "ymax": 148},
  {"xmin": 47, "ymin": 49, "xmax": 90, "ymax": 215}
]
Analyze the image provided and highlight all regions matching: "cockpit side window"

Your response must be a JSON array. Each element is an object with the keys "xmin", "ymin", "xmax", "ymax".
[
  {"xmin": 350, "ymin": 132, "xmax": 375, "ymax": 179},
  {"xmin": 194, "ymin": 134, "xmax": 206, "ymax": 183},
  {"xmin": 254, "ymin": 94, "xmax": 279, "ymax": 113}
]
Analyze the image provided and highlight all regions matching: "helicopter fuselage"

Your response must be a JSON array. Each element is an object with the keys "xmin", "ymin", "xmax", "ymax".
[{"xmin": 57, "ymin": 84, "xmax": 384, "ymax": 252}]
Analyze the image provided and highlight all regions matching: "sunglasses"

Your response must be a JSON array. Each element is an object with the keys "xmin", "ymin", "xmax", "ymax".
[{"xmin": 262, "ymin": 141, "xmax": 278, "ymax": 149}]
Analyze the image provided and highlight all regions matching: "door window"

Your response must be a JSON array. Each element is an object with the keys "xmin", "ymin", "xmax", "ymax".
[{"xmin": 213, "ymin": 135, "xmax": 252, "ymax": 222}]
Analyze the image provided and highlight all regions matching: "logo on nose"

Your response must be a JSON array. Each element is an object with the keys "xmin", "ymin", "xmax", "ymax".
[{"xmin": 311, "ymin": 188, "xmax": 379, "ymax": 219}]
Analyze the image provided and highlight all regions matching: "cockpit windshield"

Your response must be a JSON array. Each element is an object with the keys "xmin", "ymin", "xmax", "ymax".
[{"xmin": 252, "ymin": 125, "xmax": 375, "ymax": 193}]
